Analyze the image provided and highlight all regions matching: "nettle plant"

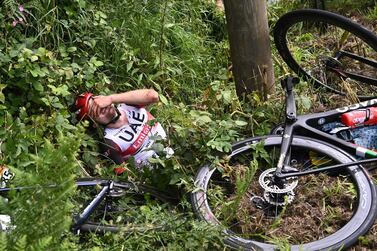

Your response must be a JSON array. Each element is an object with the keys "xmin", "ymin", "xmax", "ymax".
[{"xmin": 1, "ymin": 44, "xmax": 108, "ymax": 109}]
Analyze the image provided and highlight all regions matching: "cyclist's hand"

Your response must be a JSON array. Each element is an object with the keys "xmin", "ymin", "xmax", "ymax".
[{"xmin": 90, "ymin": 95, "xmax": 113, "ymax": 117}]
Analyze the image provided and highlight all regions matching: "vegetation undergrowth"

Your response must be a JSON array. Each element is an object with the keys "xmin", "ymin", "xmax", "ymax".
[{"xmin": 0, "ymin": 0, "xmax": 376, "ymax": 250}]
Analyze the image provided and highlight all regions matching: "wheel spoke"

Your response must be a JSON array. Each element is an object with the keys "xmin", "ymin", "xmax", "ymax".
[{"xmin": 274, "ymin": 9, "xmax": 377, "ymax": 100}]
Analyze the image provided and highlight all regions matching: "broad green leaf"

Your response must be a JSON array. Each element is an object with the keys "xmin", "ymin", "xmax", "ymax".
[
  {"xmin": 222, "ymin": 90, "xmax": 232, "ymax": 104},
  {"xmin": 33, "ymin": 82, "xmax": 44, "ymax": 92},
  {"xmin": 196, "ymin": 115, "xmax": 212, "ymax": 124},
  {"xmin": 64, "ymin": 69, "xmax": 74, "ymax": 79},
  {"xmin": 235, "ymin": 120, "xmax": 247, "ymax": 126},
  {"xmin": 159, "ymin": 94, "xmax": 169, "ymax": 105},
  {"xmin": 94, "ymin": 60, "xmax": 103, "ymax": 67},
  {"xmin": 30, "ymin": 55, "xmax": 38, "ymax": 62},
  {"xmin": 126, "ymin": 61, "xmax": 133, "ymax": 72},
  {"xmin": 30, "ymin": 69, "xmax": 39, "ymax": 77},
  {"xmin": 67, "ymin": 47, "xmax": 77, "ymax": 53}
]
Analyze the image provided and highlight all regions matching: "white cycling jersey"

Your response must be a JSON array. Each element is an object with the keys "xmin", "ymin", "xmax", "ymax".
[{"xmin": 104, "ymin": 104, "xmax": 166, "ymax": 165}]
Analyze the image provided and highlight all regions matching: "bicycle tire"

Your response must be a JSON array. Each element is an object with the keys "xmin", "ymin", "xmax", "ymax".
[
  {"xmin": 74, "ymin": 179, "xmax": 174, "ymax": 234},
  {"xmin": 274, "ymin": 9, "xmax": 377, "ymax": 100},
  {"xmin": 191, "ymin": 135, "xmax": 377, "ymax": 250}
]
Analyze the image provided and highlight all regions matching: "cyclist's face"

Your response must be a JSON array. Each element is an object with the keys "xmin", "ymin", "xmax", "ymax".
[{"xmin": 88, "ymin": 99, "xmax": 117, "ymax": 125}]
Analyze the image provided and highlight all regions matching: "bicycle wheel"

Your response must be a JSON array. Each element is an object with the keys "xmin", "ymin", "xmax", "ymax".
[
  {"xmin": 74, "ymin": 179, "xmax": 174, "ymax": 234},
  {"xmin": 191, "ymin": 135, "xmax": 377, "ymax": 250},
  {"xmin": 274, "ymin": 9, "xmax": 377, "ymax": 100}
]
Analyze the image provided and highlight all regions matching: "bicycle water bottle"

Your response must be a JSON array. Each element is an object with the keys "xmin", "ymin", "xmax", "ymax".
[{"xmin": 341, "ymin": 107, "xmax": 377, "ymax": 127}]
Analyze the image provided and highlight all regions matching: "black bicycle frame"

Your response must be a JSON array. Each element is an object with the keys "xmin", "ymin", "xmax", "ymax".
[
  {"xmin": 274, "ymin": 77, "xmax": 377, "ymax": 180},
  {"xmin": 72, "ymin": 179, "xmax": 113, "ymax": 231},
  {"xmin": 0, "ymin": 179, "xmax": 115, "ymax": 232}
]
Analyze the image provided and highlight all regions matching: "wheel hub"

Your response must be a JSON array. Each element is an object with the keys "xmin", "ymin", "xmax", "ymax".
[{"xmin": 258, "ymin": 168, "xmax": 298, "ymax": 206}]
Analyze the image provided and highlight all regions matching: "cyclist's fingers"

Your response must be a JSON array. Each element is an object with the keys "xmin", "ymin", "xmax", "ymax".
[
  {"xmin": 91, "ymin": 98, "xmax": 104, "ymax": 117},
  {"xmin": 89, "ymin": 101, "xmax": 101, "ymax": 118},
  {"xmin": 93, "ymin": 96, "xmax": 112, "ymax": 109}
]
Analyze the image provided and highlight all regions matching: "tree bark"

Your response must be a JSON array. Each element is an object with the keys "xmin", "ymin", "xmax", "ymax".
[{"xmin": 223, "ymin": 0, "xmax": 274, "ymax": 99}]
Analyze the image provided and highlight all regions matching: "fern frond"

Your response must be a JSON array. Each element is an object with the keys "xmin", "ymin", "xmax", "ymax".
[
  {"xmin": 0, "ymin": 233, "xmax": 7, "ymax": 251},
  {"xmin": 13, "ymin": 235, "xmax": 27, "ymax": 251}
]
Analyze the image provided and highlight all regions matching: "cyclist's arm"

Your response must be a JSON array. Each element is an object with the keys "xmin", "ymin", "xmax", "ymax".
[
  {"xmin": 93, "ymin": 89, "xmax": 158, "ymax": 108},
  {"xmin": 91, "ymin": 89, "xmax": 159, "ymax": 118},
  {"xmin": 111, "ymin": 89, "xmax": 159, "ymax": 106}
]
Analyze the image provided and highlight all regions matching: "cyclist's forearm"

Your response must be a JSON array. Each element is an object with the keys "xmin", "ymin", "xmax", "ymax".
[{"xmin": 108, "ymin": 89, "xmax": 159, "ymax": 106}]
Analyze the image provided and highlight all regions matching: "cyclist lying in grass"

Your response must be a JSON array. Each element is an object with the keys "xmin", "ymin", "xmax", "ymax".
[{"xmin": 73, "ymin": 89, "xmax": 172, "ymax": 174}]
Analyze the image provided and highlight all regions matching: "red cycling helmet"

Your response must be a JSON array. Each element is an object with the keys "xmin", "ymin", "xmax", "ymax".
[{"xmin": 74, "ymin": 92, "xmax": 93, "ymax": 120}]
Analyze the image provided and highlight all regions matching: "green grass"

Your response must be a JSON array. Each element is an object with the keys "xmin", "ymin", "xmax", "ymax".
[{"xmin": 0, "ymin": 0, "xmax": 376, "ymax": 250}]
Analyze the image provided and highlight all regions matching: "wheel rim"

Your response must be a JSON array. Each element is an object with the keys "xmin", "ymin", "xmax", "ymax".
[
  {"xmin": 279, "ymin": 14, "xmax": 377, "ymax": 100},
  {"xmin": 193, "ymin": 136, "xmax": 374, "ymax": 250}
]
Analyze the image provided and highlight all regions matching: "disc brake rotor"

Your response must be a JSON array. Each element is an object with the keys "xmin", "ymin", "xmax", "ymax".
[
  {"xmin": 259, "ymin": 168, "xmax": 298, "ymax": 193},
  {"xmin": 258, "ymin": 168, "xmax": 298, "ymax": 206}
]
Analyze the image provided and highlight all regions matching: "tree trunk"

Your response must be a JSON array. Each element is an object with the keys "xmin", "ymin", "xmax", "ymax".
[{"xmin": 223, "ymin": 0, "xmax": 274, "ymax": 99}]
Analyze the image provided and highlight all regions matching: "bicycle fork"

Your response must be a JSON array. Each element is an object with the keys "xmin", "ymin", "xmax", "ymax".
[
  {"xmin": 72, "ymin": 180, "xmax": 114, "ymax": 232},
  {"xmin": 252, "ymin": 77, "xmax": 300, "ymax": 208},
  {"xmin": 275, "ymin": 77, "xmax": 300, "ymax": 178}
]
